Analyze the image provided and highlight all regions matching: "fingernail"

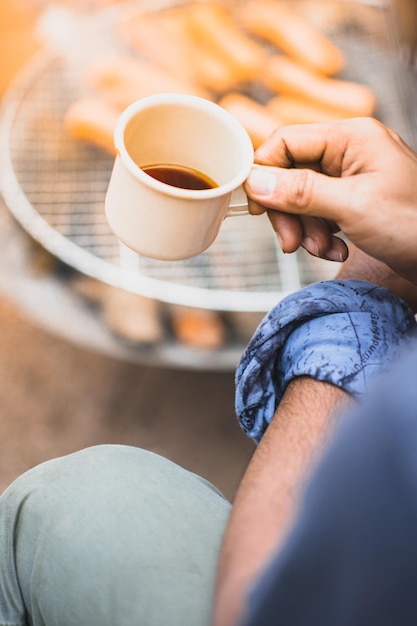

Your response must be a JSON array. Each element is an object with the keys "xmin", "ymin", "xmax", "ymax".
[
  {"xmin": 247, "ymin": 168, "xmax": 276, "ymax": 197},
  {"xmin": 324, "ymin": 248, "xmax": 345, "ymax": 262},
  {"xmin": 302, "ymin": 237, "xmax": 319, "ymax": 257}
]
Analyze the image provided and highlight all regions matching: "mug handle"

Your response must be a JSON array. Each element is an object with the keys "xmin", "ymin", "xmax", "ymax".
[{"xmin": 225, "ymin": 185, "xmax": 250, "ymax": 217}]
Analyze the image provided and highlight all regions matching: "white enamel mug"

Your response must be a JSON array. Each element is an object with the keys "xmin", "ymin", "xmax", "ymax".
[{"xmin": 105, "ymin": 93, "xmax": 254, "ymax": 261}]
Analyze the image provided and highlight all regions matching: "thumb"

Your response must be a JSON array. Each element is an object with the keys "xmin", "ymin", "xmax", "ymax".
[{"xmin": 245, "ymin": 164, "xmax": 356, "ymax": 223}]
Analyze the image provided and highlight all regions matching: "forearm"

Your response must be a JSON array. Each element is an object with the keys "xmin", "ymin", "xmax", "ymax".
[{"xmin": 212, "ymin": 376, "xmax": 350, "ymax": 626}]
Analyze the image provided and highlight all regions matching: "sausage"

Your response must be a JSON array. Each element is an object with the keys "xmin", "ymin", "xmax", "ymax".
[
  {"xmin": 185, "ymin": 1, "xmax": 267, "ymax": 83},
  {"xmin": 219, "ymin": 92, "xmax": 282, "ymax": 148},
  {"xmin": 117, "ymin": 11, "xmax": 197, "ymax": 83},
  {"xmin": 103, "ymin": 289, "xmax": 165, "ymax": 345},
  {"xmin": 87, "ymin": 55, "xmax": 210, "ymax": 111},
  {"xmin": 64, "ymin": 97, "xmax": 119, "ymax": 154},
  {"xmin": 262, "ymin": 55, "xmax": 376, "ymax": 117},
  {"xmin": 170, "ymin": 306, "xmax": 226, "ymax": 349},
  {"xmin": 267, "ymin": 95, "xmax": 350, "ymax": 124},
  {"xmin": 236, "ymin": 0, "xmax": 345, "ymax": 76},
  {"xmin": 118, "ymin": 7, "xmax": 239, "ymax": 94}
]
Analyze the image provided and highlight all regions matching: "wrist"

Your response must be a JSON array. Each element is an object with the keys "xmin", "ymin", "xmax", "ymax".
[
  {"xmin": 236, "ymin": 279, "xmax": 417, "ymax": 443},
  {"xmin": 336, "ymin": 247, "xmax": 417, "ymax": 313}
]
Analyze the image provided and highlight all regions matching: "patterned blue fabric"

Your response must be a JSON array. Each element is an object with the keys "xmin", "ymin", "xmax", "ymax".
[{"xmin": 235, "ymin": 280, "xmax": 417, "ymax": 443}]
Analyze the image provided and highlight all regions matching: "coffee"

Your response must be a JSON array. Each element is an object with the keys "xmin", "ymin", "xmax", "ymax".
[
  {"xmin": 142, "ymin": 164, "xmax": 218, "ymax": 191},
  {"xmin": 106, "ymin": 93, "xmax": 253, "ymax": 260}
]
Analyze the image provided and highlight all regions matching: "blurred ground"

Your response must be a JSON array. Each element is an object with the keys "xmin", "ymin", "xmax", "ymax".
[{"xmin": 0, "ymin": 288, "xmax": 253, "ymax": 501}]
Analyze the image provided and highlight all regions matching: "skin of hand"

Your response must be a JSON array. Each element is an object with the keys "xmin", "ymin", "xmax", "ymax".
[{"xmin": 244, "ymin": 117, "xmax": 417, "ymax": 285}]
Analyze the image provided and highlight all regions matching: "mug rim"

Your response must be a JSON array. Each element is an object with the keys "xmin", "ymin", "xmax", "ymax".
[{"xmin": 113, "ymin": 93, "xmax": 254, "ymax": 200}]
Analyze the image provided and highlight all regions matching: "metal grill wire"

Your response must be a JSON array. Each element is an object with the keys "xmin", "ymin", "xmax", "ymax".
[{"xmin": 1, "ymin": 0, "xmax": 416, "ymax": 312}]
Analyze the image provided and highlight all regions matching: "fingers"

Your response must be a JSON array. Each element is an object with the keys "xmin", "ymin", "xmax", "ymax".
[
  {"xmin": 244, "ymin": 118, "xmax": 398, "ymax": 223},
  {"xmin": 247, "ymin": 199, "xmax": 267, "ymax": 215},
  {"xmin": 243, "ymin": 118, "xmax": 417, "ymax": 278},
  {"xmin": 320, "ymin": 234, "xmax": 348, "ymax": 262},
  {"xmin": 300, "ymin": 216, "xmax": 347, "ymax": 261},
  {"xmin": 253, "ymin": 117, "xmax": 388, "ymax": 175},
  {"xmin": 265, "ymin": 209, "xmax": 303, "ymax": 253},
  {"xmin": 244, "ymin": 164, "xmax": 357, "ymax": 224},
  {"xmin": 246, "ymin": 165, "xmax": 349, "ymax": 261},
  {"xmin": 253, "ymin": 120, "xmax": 350, "ymax": 174},
  {"xmin": 265, "ymin": 209, "xmax": 348, "ymax": 262}
]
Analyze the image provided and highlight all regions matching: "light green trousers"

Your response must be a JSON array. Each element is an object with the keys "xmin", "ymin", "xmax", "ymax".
[{"xmin": 0, "ymin": 445, "xmax": 231, "ymax": 626}]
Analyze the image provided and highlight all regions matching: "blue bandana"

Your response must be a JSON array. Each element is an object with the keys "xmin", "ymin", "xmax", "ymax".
[{"xmin": 235, "ymin": 280, "xmax": 417, "ymax": 443}]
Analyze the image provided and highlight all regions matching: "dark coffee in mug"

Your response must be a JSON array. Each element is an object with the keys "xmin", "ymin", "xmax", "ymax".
[{"xmin": 142, "ymin": 164, "xmax": 218, "ymax": 191}]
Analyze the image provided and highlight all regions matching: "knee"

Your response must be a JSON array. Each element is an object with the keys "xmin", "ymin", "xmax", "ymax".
[
  {"xmin": 2, "ymin": 443, "xmax": 229, "ymax": 537},
  {"xmin": 4, "ymin": 444, "xmax": 172, "ymax": 501},
  {"xmin": 0, "ymin": 445, "xmax": 230, "ymax": 626}
]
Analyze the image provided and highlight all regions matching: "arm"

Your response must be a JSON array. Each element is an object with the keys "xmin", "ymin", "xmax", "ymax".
[
  {"xmin": 213, "ymin": 246, "xmax": 417, "ymax": 626},
  {"xmin": 214, "ymin": 120, "xmax": 417, "ymax": 625},
  {"xmin": 213, "ymin": 377, "xmax": 350, "ymax": 626}
]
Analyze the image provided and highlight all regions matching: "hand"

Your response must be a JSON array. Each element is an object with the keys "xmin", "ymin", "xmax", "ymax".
[{"xmin": 244, "ymin": 117, "xmax": 417, "ymax": 284}]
